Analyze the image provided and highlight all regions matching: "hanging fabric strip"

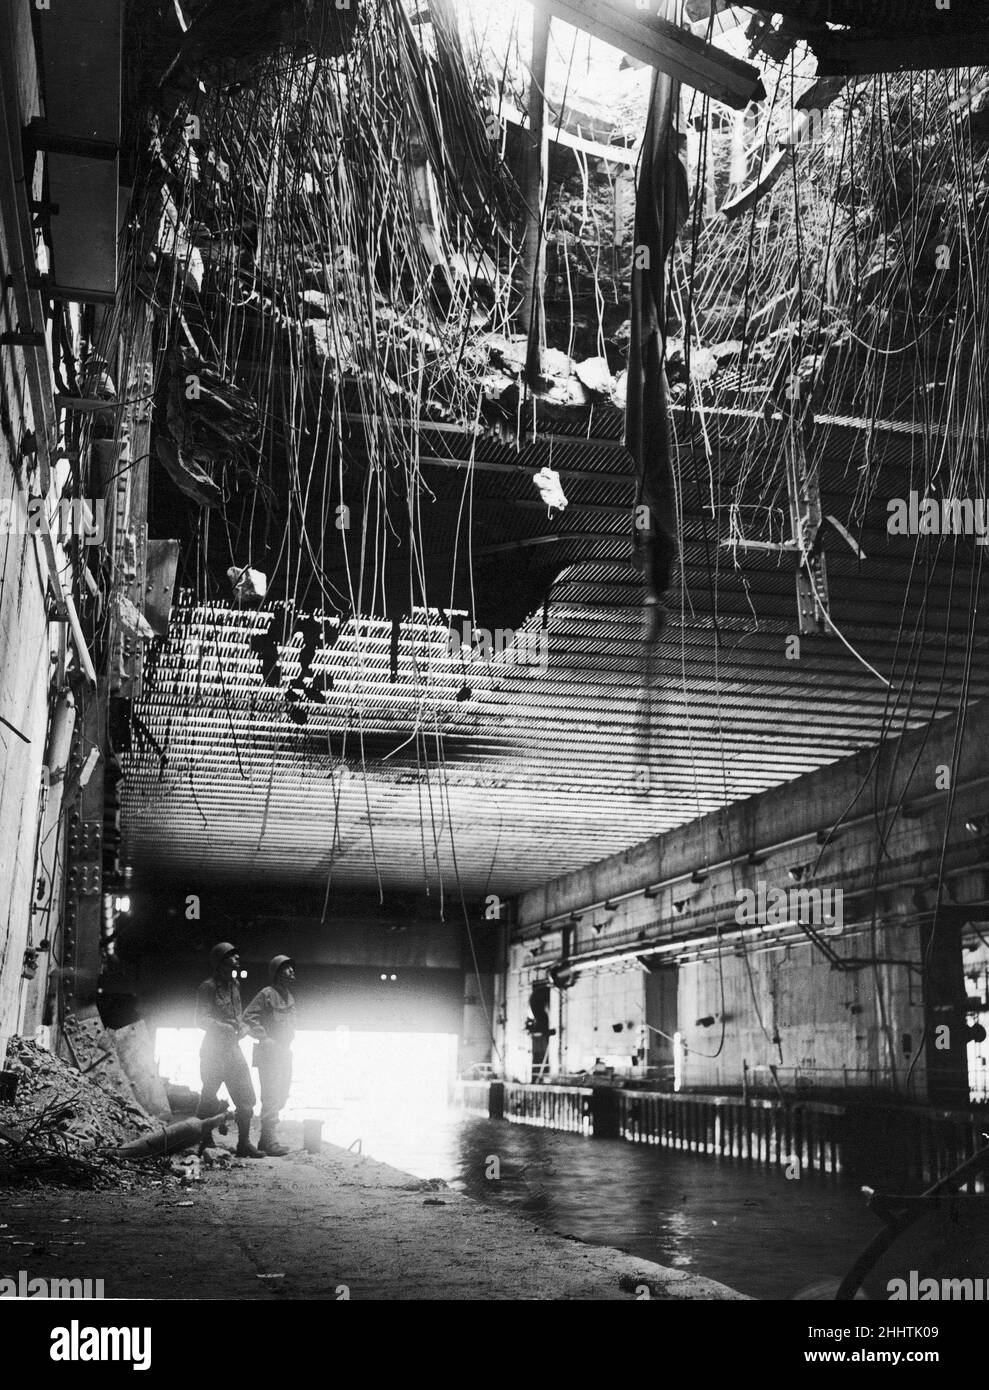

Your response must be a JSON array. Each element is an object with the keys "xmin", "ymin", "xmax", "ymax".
[{"xmin": 625, "ymin": 64, "xmax": 689, "ymax": 641}]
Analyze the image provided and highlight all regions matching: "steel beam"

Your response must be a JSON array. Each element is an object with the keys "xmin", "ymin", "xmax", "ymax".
[{"xmin": 532, "ymin": 0, "xmax": 764, "ymax": 107}]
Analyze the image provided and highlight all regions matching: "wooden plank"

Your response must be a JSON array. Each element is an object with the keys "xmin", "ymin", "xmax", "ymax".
[
  {"xmin": 501, "ymin": 105, "xmax": 640, "ymax": 166},
  {"xmin": 689, "ymin": 4, "xmax": 749, "ymax": 39},
  {"xmin": 721, "ymin": 77, "xmax": 848, "ymax": 219},
  {"xmin": 533, "ymin": 0, "xmax": 764, "ymax": 108}
]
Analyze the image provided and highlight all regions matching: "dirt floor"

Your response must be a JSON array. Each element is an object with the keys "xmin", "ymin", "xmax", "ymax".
[{"xmin": 0, "ymin": 1121, "xmax": 748, "ymax": 1301}]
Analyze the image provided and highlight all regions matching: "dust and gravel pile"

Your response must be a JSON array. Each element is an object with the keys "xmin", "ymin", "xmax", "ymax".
[{"xmin": 0, "ymin": 1036, "xmax": 167, "ymax": 1189}]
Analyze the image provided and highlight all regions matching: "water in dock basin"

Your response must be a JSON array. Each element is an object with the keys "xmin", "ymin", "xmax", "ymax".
[{"xmin": 321, "ymin": 1106, "xmax": 883, "ymax": 1299}]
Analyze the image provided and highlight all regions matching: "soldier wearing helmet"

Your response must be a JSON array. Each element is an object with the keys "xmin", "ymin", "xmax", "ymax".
[
  {"xmin": 243, "ymin": 956, "xmax": 297, "ymax": 1157},
  {"xmin": 195, "ymin": 942, "xmax": 262, "ymax": 1157}
]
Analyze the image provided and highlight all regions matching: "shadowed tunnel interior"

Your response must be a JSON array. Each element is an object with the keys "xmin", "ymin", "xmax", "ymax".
[{"xmin": 1, "ymin": 0, "xmax": 988, "ymax": 1320}]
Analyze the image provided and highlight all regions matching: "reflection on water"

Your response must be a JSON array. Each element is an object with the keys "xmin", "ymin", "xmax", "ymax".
[
  {"xmin": 453, "ymin": 1121, "xmax": 888, "ymax": 1300},
  {"xmin": 316, "ymin": 1106, "xmax": 989, "ymax": 1300},
  {"xmin": 321, "ymin": 1105, "xmax": 888, "ymax": 1299},
  {"xmin": 154, "ymin": 1023, "xmax": 986, "ymax": 1297}
]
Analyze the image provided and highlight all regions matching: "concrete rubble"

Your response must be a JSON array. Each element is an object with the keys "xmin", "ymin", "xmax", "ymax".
[{"xmin": 0, "ymin": 1033, "xmax": 174, "ymax": 1190}]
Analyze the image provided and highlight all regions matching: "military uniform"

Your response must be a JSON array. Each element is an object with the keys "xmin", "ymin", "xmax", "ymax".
[
  {"xmin": 243, "ymin": 954, "xmax": 297, "ymax": 1155},
  {"xmin": 196, "ymin": 942, "xmax": 258, "ymax": 1155}
]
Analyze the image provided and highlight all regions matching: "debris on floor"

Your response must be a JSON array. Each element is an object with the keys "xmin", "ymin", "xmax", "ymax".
[
  {"xmin": 199, "ymin": 1146, "xmax": 232, "ymax": 1170},
  {"xmin": 117, "ymin": 1110, "xmax": 228, "ymax": 1160},
  {"xmin": 61, "ymin": 1015, "xmax": 145, "ymax": 1113},
  {"xmin": 109, "ymin": 1021, "xmax": 172, "ymax": 1118},
  {"xmin": 0, "ymin": 1036, "xmax": 173, "ymax": 1190},
  {"xmin": 168, "ymin": 1154, "xmax": 203, "ymax": 1183}
]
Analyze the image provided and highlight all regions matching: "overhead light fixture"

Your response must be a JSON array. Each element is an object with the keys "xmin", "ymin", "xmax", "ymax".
[
  {"xmin": 113, "ymin": 895, "xmax": 131, "ymax": 913},
  {"xmin": 695, "ymin": 1015, "xmax": 716, "ymax": 1028},
  {"xmin": 746, "ymin": 851, "xmax": 765, "ymax": 867},
  {"xmin": 672, "ymin": 899, "xmax": 688, "ymax": 915},
  {"xmin": 592, "ymin": 922, "xmax": 604, "ymax": 935},
  {"xmin": 690, "ymin": 870, "xmax": 708, "ymax": 885},
  {"xmin": 787, "ymin": 865, "xmax": 807, "ymax": 882},
  {"xmin": 965, "ymin": 816, "xmax": 989, "ymax": 835}
]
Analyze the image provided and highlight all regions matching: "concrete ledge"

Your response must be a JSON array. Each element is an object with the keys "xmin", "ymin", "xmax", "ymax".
[{"xmin": 0, "ymin": 1128, "xmax": 749, "ymax": 1301}]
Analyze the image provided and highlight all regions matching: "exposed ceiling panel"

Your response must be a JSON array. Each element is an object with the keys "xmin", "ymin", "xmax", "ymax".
[{"xmin": 122, "ymin": 408, "xmax": 989, "ymax": 897}]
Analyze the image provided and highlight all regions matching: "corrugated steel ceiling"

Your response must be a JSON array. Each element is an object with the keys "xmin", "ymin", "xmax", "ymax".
[{"xmin": 121, "ymin": 402, "xmax": 989, "ymax": 896}]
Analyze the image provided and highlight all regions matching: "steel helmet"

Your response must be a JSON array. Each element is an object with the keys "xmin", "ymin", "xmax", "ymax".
[
  {"xmin": 268, "ymin": 954, "xmax": 294, "ymax": 983},
  {"xmin": 209, "ymin": 941, "xmax": 238, "ymax": 971}
]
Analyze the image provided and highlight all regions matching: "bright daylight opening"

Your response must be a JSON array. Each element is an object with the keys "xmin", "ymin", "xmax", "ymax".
[{"xmin": 155, "ymin": 1027, "xmax": 460, "ymax": 1174}]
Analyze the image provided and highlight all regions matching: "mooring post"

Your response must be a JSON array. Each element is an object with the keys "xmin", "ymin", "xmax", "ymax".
[{"xmin": 590, "ymin": 1086, "xmax": 621, "ymax": 1139}]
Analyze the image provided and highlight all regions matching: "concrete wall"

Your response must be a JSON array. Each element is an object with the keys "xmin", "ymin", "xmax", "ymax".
[
  {"xmin": 460, "ymin": 970, "xmax": 495, "ymax": 1072},
  {"xmin": 504, "ymin": 944, "xmax": 528, "ymax": 1080},
  {"xmin": 677, "ymin": 925, "xmax": 923, "ymax": 1094},
  {"xmin": 505, "ymin": 698, "xmax": 989, "ymax": 1098},
  {"xmin": 0, "ymin": 501, "xmax": 56, "ymax": 1049},
  {"xmin": 506, "ymin": 925, "xmax": 926, "ymax": 1094},
  {"xmin": 0, "ymin": 2, "xmax": 58, "ymax": 1057},
  {"xmin": 558, "ymin": 957, "xmax": 646, "ymax": 1076},
  {"xmin": 504, "ymin": 942, "xmax": 649, "ymax": 1081}
]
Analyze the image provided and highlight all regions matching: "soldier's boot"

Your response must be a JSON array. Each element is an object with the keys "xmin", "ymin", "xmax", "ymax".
[
  {"xmin": 235, "ymin": 1110, "xmax": 263, "ymax": 1158},
  {"xmin": 258, "ymin": 1123, "xmax": 289, "ymax": 1157}
]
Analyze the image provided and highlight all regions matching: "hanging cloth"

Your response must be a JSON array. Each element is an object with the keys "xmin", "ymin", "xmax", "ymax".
[{"xmin": 624, "ymin": 66, "xmax": 690, "ymax": 641}]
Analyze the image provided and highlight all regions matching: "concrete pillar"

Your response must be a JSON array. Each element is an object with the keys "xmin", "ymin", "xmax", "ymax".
[{"xmin": 589, "ymin": 1085, "xmax": 621, "ymax": 1139}]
